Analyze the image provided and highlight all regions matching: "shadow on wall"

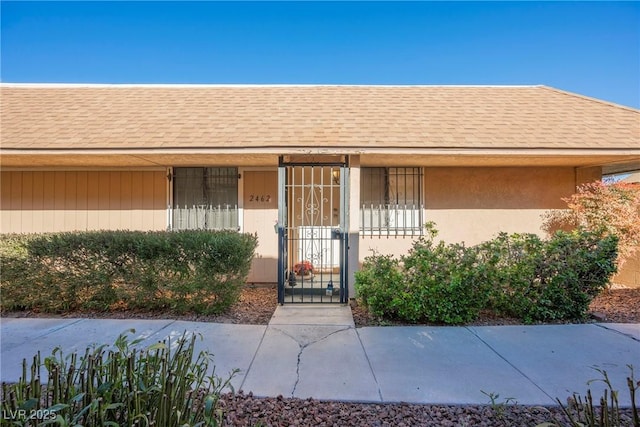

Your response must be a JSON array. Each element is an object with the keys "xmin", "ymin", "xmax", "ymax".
[
  {"xmin": 424, "ymin": 167, "xmax": 575, "ymax": 210},
  {"xmin": 614, "ymin": 254, "xmax": 640, "ymax": 288},
  {"xmin": 1, "ymin": 170, "xmax": 167, "ymax": 233}
]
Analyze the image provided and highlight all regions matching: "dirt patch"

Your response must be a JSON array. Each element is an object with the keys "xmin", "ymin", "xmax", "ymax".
[
  {"xmin": 588, "ymin": 286, "xmax": 640, "ymax": 323},
  {"xmin": 3, "ymin": 285, "xmax": 278, "ymax": 325},
  {"xmin": 4, "ymin": 284, "xmax": 639, "ymax": 327}
]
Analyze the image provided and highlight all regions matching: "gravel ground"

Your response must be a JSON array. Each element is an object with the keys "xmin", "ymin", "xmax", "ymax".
[
  {"xmin": 216, "ymin": 391, "xmax": 638, "ymax": 427},
  {"xmin": 3, "ymin": 285, "xmax": 638, "ymax": 426}
]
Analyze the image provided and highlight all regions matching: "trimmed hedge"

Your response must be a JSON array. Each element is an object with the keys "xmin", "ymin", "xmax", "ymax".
[
  {"xmin": 0, "ymin": 230, "xmax": 257, "ymax": 315},
  {"xmin": 355, "ymin": 224, "xmax": 618, "ymax": 325}
]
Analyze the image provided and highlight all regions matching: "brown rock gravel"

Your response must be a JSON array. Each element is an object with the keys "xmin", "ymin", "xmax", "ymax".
[{"xmin": 217, "ymin": 392, "xmax": 638, "ymax": 427}]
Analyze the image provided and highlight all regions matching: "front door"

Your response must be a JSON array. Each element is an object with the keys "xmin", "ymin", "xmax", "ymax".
[{"xmin": 277, "ymin": 157, "xmax": 349, "ymax": 303}]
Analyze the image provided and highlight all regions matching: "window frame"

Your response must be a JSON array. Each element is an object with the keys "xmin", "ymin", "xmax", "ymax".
[
  {"xmin": 170, "ymin": 167, "xmax": 239, "ymax": 231},
  {"xmin": 359, "ymin": 167, "xmax": 424, "ymax": 237}
]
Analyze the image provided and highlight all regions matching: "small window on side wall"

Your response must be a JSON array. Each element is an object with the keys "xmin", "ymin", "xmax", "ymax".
[{"xmin": 360, "ymin": 167, "xmax": 423, "ymax": 236}]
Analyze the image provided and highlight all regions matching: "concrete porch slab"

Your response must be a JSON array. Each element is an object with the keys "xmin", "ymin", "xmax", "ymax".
[
  {"xmin": 240, "ymin": 324, "xmax": 380, "ymax": 402},
  {"xmin": 269, "ymin": 304, "xmax": 355, "ymax": 327}
]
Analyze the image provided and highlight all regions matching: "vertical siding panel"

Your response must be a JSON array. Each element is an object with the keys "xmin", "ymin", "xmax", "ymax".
[
  {"xmin": 130, "ymin": 171, "xmax": 144, "ymax": 230},
  {"xmin": 86, "ymin": 172, "xmax": 101, "ymax": 230},
  {"xmin": 109, "ymin": 172, "xmax": 122, "ymax": 230},
  {"xmin": 0, "ymin": 172, "xmax": 13, "ymax": 232},
  {"xmin": 42, "ymin": 172, "xmax": 55, "ymax": 232},
  {"xmin": 120, "ymin": 171, "xmax": 133, "ymax": 230},
  {"xmin": 21, "ymin": 172, "xmax": 34, "ymax": 233},
  {"xmin": 32, "ymin": 172, "xmax": 45, "ymax": 232},
  {"xmin": 76, "ymin": 171, "xmax": 89, "ymax": 231},
  {"xmin": 53, "ymin": 172, "xmax": 66, "ymax": 231},
  {"xmin": 141, "ymin": 172, "xmax": 154, "ymax": 231},
  {"xmin": 98, "ymin": 171, "xmax": 110, "ymax": 230},
  {"xmin": 64, "ymin": 172, "xmax": 77, "ymax": 231},
  {"xmin": 10, "ymin": 172, "xmax": 23, "ymax": 233},
  {"xmin": 153, "ymin": 171, "xmax": 167, "ymax": 230}
]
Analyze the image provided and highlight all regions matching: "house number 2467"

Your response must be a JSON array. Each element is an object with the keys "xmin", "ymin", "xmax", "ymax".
[{"xmin": 249, "ymin": 195, "xmax": 271, "ymax": 202}]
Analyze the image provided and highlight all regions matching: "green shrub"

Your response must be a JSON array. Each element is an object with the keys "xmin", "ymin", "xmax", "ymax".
[
  {"xmin": 356, "ymin": 224, "xmax": 494, "ymax": 325},
  {"xmin": 354, "ymin": 253, "xmax": 405, "ymax": 319},
  {"xmin": 0, "ymin": 230, "xmax": 257, "ymax": 315},
  {"xmin": 484, "ymin": 230, "xmax": 618, "ymax": 323},
  {"xmin": 526, "ymin": 230, "xmax": 617, "ymax": 322},
  {"xmin": 355, "ymin": 224, "xmax": 619, "ymax": 325},
  {"xmin": 0, "ymin": 330, "xmax": 236, "ymax": 426},
  {"xmin": 402, "ymin": 226, "xmax": 494, "ymax": 324}
]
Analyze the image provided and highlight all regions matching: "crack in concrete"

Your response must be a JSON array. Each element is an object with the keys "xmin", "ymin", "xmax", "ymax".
[
  {"xmin": 594, "ymin": 323, "xmax": 640, "ymax": 343},
  {"xmin": 271, "ymin": 325, "xmax": 352, "ymax": 397},
  {"xmin": 465, "ymin": 326, "xmax": 556, "ymax": 404},
  {"xmin": 291, "ymin": 344, "xmax": 305, "ymax": 397}
]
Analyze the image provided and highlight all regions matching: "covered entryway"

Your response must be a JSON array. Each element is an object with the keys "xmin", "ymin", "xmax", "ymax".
[{"xmin": 277, "ymin": 156, "xmax": 349, "ymax": 303}]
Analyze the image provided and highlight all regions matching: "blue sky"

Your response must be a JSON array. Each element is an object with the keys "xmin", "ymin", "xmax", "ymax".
[{"xmin": 2, "ymin": 1, "xmax": 639, "ymax": 108}]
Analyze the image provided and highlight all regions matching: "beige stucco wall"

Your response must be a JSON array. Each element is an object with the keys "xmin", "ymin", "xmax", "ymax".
[
  {"xmin": 614, "ymin": 254, "xmax": 640, "ymax": 288},
  {"xmin": 358, "ymin": 165, "xmax": 640, "ymax": 288},
  {"xmin": 423, "ymin": 167, "xmax": 577, "ymax": 245},
  {"xmin": 358, "ymin": 166, "xmax": 581, "ymax": 261},
  {"xmin": 0, "ymin": 170, "xmax": 167, "ymax": 233},
  {"xmin": 359, "ymin": 235, "xmax": 417, "ymax": 262}
]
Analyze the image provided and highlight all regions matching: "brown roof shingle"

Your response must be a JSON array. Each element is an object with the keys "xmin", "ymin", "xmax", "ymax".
[{"xmin": 1, "ymin": 84, "xmax": 638, "ymax": 151}]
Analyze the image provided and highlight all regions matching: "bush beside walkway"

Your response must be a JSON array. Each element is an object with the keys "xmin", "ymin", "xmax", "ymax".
[
  {"xmin": 355, "ymin": 224, "xmax": 619, "ymax": 325},
  {"xmin": 0, "ymin": 230, "xmax": 257, "ymax": 315}
]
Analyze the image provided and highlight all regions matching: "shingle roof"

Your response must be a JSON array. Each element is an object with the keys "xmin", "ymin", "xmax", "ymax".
[{"xmin": 1, "ymin": 84, "xmax": 638, "ymax": 151}]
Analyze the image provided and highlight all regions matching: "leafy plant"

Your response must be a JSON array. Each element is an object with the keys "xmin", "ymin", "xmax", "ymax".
[
  {"xmin": 402, "ymin": 225, "xmax": 493, "ymax": 324},
  {"xmin": 354, "ymin": 252, "xmax": 404, "ymax": 319},
  {"xmin": 543, "ymin": 180, "xmax": 640, "ymax": 269},
  {"xmin": 0, "ymin": 230, "xmax": 258, "ymax": 315},
  {"xmin": 489, "ymin": 230, "xmax": 618, "ymax": 323},
  {"xmin": 355, "ymin": 223, "xmax": 618, "ymax": 325},
  {"xmin": 1, "ymin": 329, "xmax": 237, "ymax": 426},
  {"xmin": 481, "ymin": 390, "xmax": 518, "ymax": 420}
]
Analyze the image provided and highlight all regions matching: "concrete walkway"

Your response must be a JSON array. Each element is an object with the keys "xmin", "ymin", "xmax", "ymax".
[{"xmin": 1, "ymin": 307, "xmax": 638, "ymax": 406}]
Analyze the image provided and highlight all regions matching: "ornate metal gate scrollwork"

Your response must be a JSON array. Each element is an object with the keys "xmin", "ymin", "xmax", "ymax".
[{"xmin": 277, "ymin": 156, "xmax": 348, "ymax": 304}]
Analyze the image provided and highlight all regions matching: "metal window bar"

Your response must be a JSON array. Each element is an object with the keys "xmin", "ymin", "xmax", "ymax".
[
  {"xmin": 360, "ymin": 203, "xmax": 424, "ymax": 237},
  {"xmin": 170, "ymin": 204, "xmax": 239, "ymax": 230},
  {"xmin": 360, "ymin": 167, "xmax": 423, "ymax": 236}
]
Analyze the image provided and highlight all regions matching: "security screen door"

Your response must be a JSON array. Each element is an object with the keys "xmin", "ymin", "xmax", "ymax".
[{"xmin": 277, "ymin": 156, "xmax": 349, "ymax": 304}]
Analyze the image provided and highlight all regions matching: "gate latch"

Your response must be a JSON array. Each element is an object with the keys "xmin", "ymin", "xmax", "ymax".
[{"xmin": 331, "ymin": 229, "xmax": 342, "ymax": 240}]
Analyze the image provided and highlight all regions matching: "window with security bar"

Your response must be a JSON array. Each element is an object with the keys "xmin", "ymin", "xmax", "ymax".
[
  {"xmin": 171, "ymin": 167, "xmax": 239, "ymax": 230},
  {"xmin": 360, "ymin": 167, "xmax": 424, "ymax": 236}
]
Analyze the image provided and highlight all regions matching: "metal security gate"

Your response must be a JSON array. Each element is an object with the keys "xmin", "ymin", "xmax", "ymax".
[{"xmin": 277, "ymin": 156, "xmax": 349, "ymax": 303}]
